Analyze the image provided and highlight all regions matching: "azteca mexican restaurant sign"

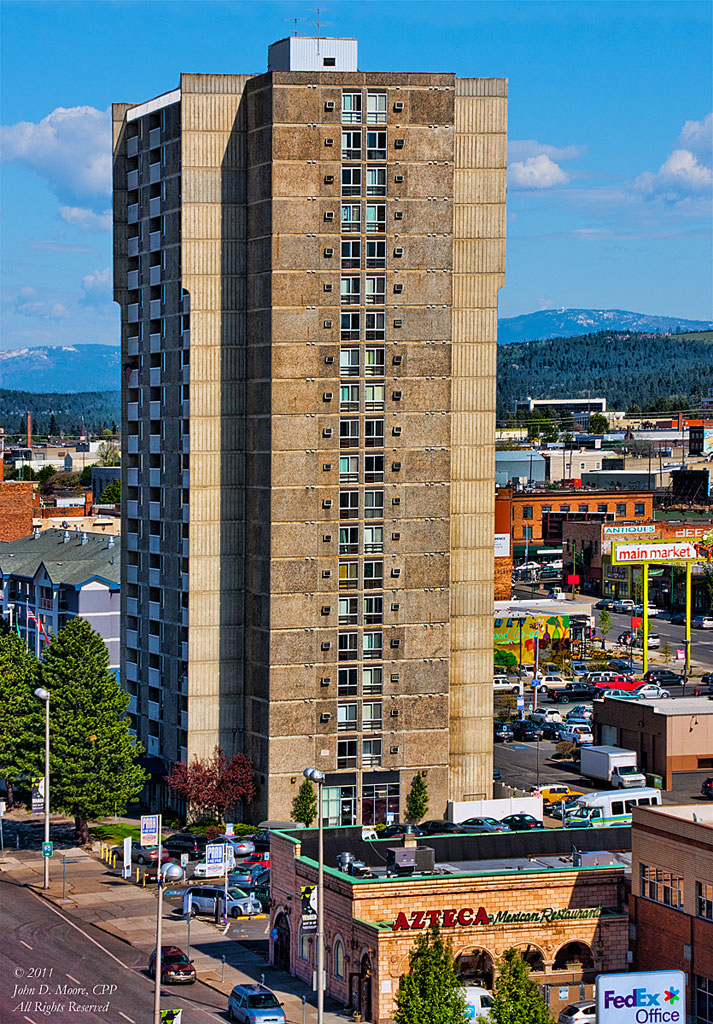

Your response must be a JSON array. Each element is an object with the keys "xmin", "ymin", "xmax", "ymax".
[
  {"xmin": 391, "ymin": 905, "xmax": 602, "ymax": 930},
  {"xmin": 596, "ymin": 970, "xmax": 686, "ymax": 1024},
  {"xmin": 612, "ymin": 540, "xmax": 701, "ymax": 564}
]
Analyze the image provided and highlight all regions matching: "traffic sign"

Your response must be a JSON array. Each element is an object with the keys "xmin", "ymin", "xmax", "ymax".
[
  {"xmin": 205, "ymin": 842, "xmax": 225, "ymax": 877},
  {"xmin": 516, "ymin": 696, "xmax": 525, "ymax": 709},
  {"xmin": 180, "ymin": 853, "xmax": 189, "ymax": 868},
  {"xmin": 42, "ymin": 841, "xmax": 53, "ymax": 858},
  {"xmin": 140, "ymin": 814, "xmax": 159, "ymax": 846}
]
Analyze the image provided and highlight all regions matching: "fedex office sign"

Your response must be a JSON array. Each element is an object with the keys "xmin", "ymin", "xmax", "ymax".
[{"xmin": 597, "ymin": 971, "xmax": 685, "ymax": 1024}]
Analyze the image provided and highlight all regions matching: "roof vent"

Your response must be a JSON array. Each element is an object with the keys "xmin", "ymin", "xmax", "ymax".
[
  {"xmin": 63, "ymin": 530, "xmax": 71, "ymax": 543},
  {"xmin": 32, "ymin": 527, "xmax": 41, "ymax": 540},
  {"xmin": 81, "ymin": 532, "xmax": 88, "ymax": 545},
  {"xmin": 108, "ymin": 535, "xmax": 115, "ymax": 548}
]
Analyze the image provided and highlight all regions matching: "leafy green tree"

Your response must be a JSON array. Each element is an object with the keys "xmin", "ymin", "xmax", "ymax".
[
  {"xmin": 0, "ymin": 633, "xmax": 43, "ymax": 808},
  {"xmin": 39, "ymin": 618, "xmax": 146, "ymax": 844},
  {"xmin": 588, "ymin": 413, "xmax": 609, "ymax": 434},
  {"xmin": 97, "ymin": 440, "xmax": 120, "ymax": 467},
  {"xmin": 395, "ymin": 924, "xmax": 469, "ymax": 1024},
  {"xmin": 292, "ymin": 778, "xmax": 318, "ymax": 827},
  {"xmin": 660, "ymin": 640, "xmax": 672, "ymax": 666},
  {"xmin": 598, "ymin": 609, "xmax": 612, "ymax": 648},
  {"xmin": 406, "ymin": 771, "xmax": 429, "ymax": 822},
  {"xmin": 80, "ymin": 464, "xmax": 95, "ymax": 486},
  {"xmin": 483, "ymin": 948, "xmax": 554, "ymax": 1024},
  {"xmin": 100, "ymin": 480, "xmax": 121, "ymax": 503}
]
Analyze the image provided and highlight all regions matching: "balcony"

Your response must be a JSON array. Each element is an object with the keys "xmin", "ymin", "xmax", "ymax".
[
  {"xmin": 126, "ymin": 596, "xmax": 138, "ymax": 616},
  {"xmin": 126, "ymin": 532, "xmax": 139, "ymax": 552},
  {"xmin": 127, "ymin": 336, "xmax": 140, "ymax": 357},
  {"xmin": 148, "ymin": 568, "xmax": 161, "ymax": 587},
  {"xmin": 149, "ymin": 299, "xmax": 161, "ymax": 319},
  {"xmin": 149, "ymin": 231, "xmax": 161, "ymax": 251},
  {"xmin": 126, "ymin": 499, "xmax": 139, "ymax": 518},
  {"xmin": 126, "ymin": 564, "xmax": 138, "ymax": 584},
  {"xmin": 149, "ymin": 366, "xmax": 161, "ymax": 386},
  {"xmin": 182, "ymin": 365, "xmax": 190, "ymax": 385},
  {"xmin": 149, "ymin": 162, "xmax": 161, "ymax": 184},
  {"xmin": 149, "ymin": 332, "xmax": 161, "ymax": 352},
  {"xmin": 182, "ymin": 607, "xmax": 189, "ymax": 627},
  {"xmin": 126, "ymin": 368, "xmax": 139, "ymax": 389},
  {"xmin": 148, "ymin": 701, "xmax": 161, "ymax": 724},
  {"xmin": 149, "ymin": 534, "xmax": 161, "ymax": 554},
  {"xmin": 127, "ymin": 693, "xmax": 138, "ymax": 713},
  {"xmin": 127, "ymin": 235, "xmax": 140, "ymax": 257},
  {"xmin": 147, "ymin": 735, "xmax": 160, "ymax": 755},
  {"xmin": 149, "ymin": 468, "xmax": 161, "ymax": 488},
  {"xmin": 181, "ymin": 400, "xmax": 190, "ymax": 418},
  {"xmin": 127, "ymin": 303, "xmax": 140, "ymax": 323},
  {"xmin": 182, "ymin": 469, "xmax": 189, "ymax": 488},
  {"xmin": 148, "ymin": 634, "xmax": 161, "ymax": 655},
  {"xmin": 149, "ymin": 501, "xmax": 161, "ymax": 519},
  {"xmin": 149, "ymin": 127, "xmax": 161, "ymax": 149},
  {"xmin": 126, "ymin": 136, "xmax": 139, "ymax": 158},
  {"xmin": 127, "ymin": 270, "xmax": 139, "ymax": 290},
  {"xmin": 182, "ymin": 436, "xmax": 190, "ymax": 454},
  {"xmin": 180, "ymin": 675, "xmax": 188, "ymax": 696},
  {"xmin": 182, "ymin": 538, "xmax": 189, "ymax": 558},
  {"xmin": 179, "ymin": 745, "xmax": 188, "ymax": 761},
  {"xmin": 127, "ymin": 169, "xmax": 139, "ymax": 191},
  {"xmin": 125, "ymin": 665, "xmax": 138, "ymax": 688},
  {"xmin": 127, "ymin": 436, "xmax": 139, "ymax": 454},
  {"xmin": 148, "ymin": 667, "xmax": 161, "ymax": 687},
  {"xmin": 126, "ymin": 628, "xmax": 138, "ymax": 648},
  {"xmin": 127, "ymin": 467, "xmax": 139, "ymax": 487},
  {"xmin": 182, "ymin": 505, "xmax": 190, "ymax": 522},
  {"xmin": 149, "ymin": 434, "xmax": 161, "ymax": 453},
  {"xmin": 127, "ymin": 203, "xmax": 139, "ymax": 224},
  {"xmin": 149, "ymin": 401, "xmax": 161, "ymax": 420},
  {"xmin": 181, "ymin": 640, "xmax": 188, "ymax": 660},
  {"xmin": 149, "ymin": 196, "xmax": 161, "ymax": 218},
  {"xmin": 180, "ymin": 710, "xmax": 188, "ymax": 732},
  {"xmin": 150, "ymin": 264, "xmax": 161, "ymax": 286},
  {"xmin": 127, "ymin": 402, "xmax": 139, "ymax": 421},
  {"xmin": 181, "ymin": 572, "xmax": 189, "ymax": 591}
]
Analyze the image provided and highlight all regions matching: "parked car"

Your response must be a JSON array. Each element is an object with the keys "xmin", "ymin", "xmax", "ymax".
[
  {"xmin": 163, "ymin": 833, "xmax": 208, "ymax": 860},
  {"xmin": 594, "ymin": 599, "xmax": 615, "ymax": 610},
  {"xmin": 183, "ymin": 885, "xmax": 261, "ymax": 919},
  {"xmin": 246, "ymin": 883, "xmax": 271, "ymax": 913},
  {"xmin": 566, "ymin": 705, "xmax": 593, "ymax": 721},
  {"xmin": 532, "ymin": 674, "xmax": 567, "ymax": 697},
  {"xmin": 550, "ymin": 683, "xmax": 597, "ymax": 703},
  {"xmin": 570, "ymin": 659, "xmax": 590, "ymax": 676},
  {"xmin": 633, "ymin": 632, "xmax": 661, "ymax": 649},
  {"xmin": 459, "ymin": 816, "xmax": 511, "ymax": 834},
  {"xmin": 700, "ymin": 672, "xmax": 713, "ymax": 688},
  {"xmin": 537, "ymin": 785, "xmax": 584, "ymax": 808},
  {"xmin": 500, "ymin": 814, "xmax": 544, "ymax": 831},
  {"xmin": 693, "ymin": 615, "xmax": 713, "ymax": 629},
  {"xmin": 377, "ymin": 823, "xmax": 424, "ymax": 840},
  {"xmin": 634, "ymin": 683, "xmax": 670, "ymax": 699},
  {"xmin": 228, "ymin": 983, "xmax": 286, "ymax": 1024},
  {"xmin": 557, "ymin": 1001, "xmax": 596, "ymax": 1024},
  {"xmin": 130, "ymin": 841, "xmax": 173, "ymax": 866},
  {"xmin": 600, "ymin": 688, "xmax": 640, "ymax": 701},
  {"xmin": 510, "ymin": 720, "xmax": 543, "ymax": 742},
  {"xmin": 419, "ymin": 820, "xmax": 468, "ymax": 836},
  {"xmin": 143, "ymin": 862, "xmax": 184, "ymax": 884},
  {"xmin": 559, "ymin": 723, "xmax": 594, "ymax": 746},
  {"xmin": 670, "ymin": 611, "xmax": 687, "ymax": 625},
  {"xmin": 541, "ymin": 720, "xmax": 567, "ymax": 740},
  {"xmin": 613, "ymin": 599, "xmax": 635, "ymax": 613},
  {"xmin": 617, "ymin": 631, "xmax": 636, "ymax": 646},
  {"xmin": 608, "ymin": 658, "xmax": 634, "ymax": 673},
  {"xmin": 701, "ymin": 778, "xmax": 713, "ymax": 800},
  {"xmin": 492, "ymin": 767, "xmax": 501, "ymax": 781},
  {"xmin": 633, "ymin": 604, "xmax": 661, "ymax": 618},
  {"xmin": 493, "ymin": 676, "xmax": 521, "ymax": 695},
  {"xmin": 228, "ymin": 864, "xmax": 269, "ymax": 888},
  {"xmin": 643, "ymin": 669, "xmax": 682, "ymax": 686},
  {"xmin": 242, "ymin": 830, "xmax": 271, "ymax": 852},
  {"xmin": 493, "ymin": 720, "xmax": 514, "ymax": 743},
  {"xmin": 148, "ymin": 946, "xmax": 196, "ymax": 984},
  {"xmin": 215, "ymin": 836, "xmax": 256, "ymax": 858}
]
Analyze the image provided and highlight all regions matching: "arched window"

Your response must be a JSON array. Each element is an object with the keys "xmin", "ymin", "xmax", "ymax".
[
  {"xmin": 514, "ymin": 943, "xmax": 545, "ymax": 972},
  {"xmin": 333, "ymin": 937, "xmax": 345, "ymax": 978},
  {"xmin": 298, "ymin": 925, "xmax": 311, "ymax": 961},
  {"xmin": 553, "ymin": 941, "xmax": 594, "ymax": 971}
]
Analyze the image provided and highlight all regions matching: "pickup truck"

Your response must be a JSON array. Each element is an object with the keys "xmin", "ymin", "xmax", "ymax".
[{"xmin": 550, "ymin": 682, "xmax": 598, "ymax": 703}]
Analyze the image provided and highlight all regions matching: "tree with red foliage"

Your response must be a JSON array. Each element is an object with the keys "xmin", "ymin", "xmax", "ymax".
[{"xmin": 166, "ymin": 745, "xmax": 256, "ymax": 822}]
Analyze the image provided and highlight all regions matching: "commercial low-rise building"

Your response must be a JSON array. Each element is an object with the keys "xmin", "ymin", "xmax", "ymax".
[
  {"xmin": 269, "ymin": 825, "xmax": 630, "ymax": 1022},
  {"xmin": 593, "ymin": 696, "xmax": 713, "ymax": 789},
  {"xmin": 630, "ymin": 803, "xmax": 713, "ymax": 1022}
]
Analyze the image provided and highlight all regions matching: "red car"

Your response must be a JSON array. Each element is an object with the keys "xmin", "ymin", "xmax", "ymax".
[{"xmin": 148, "ymin": 946, "xmax": 196, "ymax": 984}]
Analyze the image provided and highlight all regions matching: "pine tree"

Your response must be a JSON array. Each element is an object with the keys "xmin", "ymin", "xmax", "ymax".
[
  {"xmin": 292, "ymin": 778, "xmax": 318, "ymax": 827},
  {"xmin": 100, "ymin": 480, "xmax": 121, "ymax": 503},
  {"xmin": 406, "ymin": 771, "xmax": 429, "ymax": 822},
  {"xmin": 394, "ymin": 924, "xmax": 469, "ymax": 1024},
  {"xmin": 0, "ymin": 633, "xmax": 43, "ymax": 808},
  {"xmin": 39, "ymin": 618, "xmax": 146, "ymax": 844},
  {"xmin": 484, "ymin": 948, "xmax": 554, "ymax": 1024}
]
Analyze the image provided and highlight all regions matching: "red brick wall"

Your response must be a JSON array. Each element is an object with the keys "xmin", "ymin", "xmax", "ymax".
[
  {"xmin": 0, "ymin": 481, "xmax": 34, "ymax": 541},
  {"xmin": 511, "ymin": 491, "xmax": 654, "ymax": 549}
]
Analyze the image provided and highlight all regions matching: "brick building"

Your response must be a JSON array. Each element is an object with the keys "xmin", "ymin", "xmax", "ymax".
[
  {"xmin": 506, "ymin": 487, "xmax": 655, "ymax": 563},
  {"xmin": 269, "ymin": 825, "xmax": 630, "ymax": 1022},
  {"xmin": 630, "ymin": 803, "xmax": 713, "ymax": 1022},
  {"xmin": 113, "ymin": 37, "xmax": 507, "ymax": 822},
  {"xmin": 0, "ymin": 480, "xmax": 34, "ymax": 542}
]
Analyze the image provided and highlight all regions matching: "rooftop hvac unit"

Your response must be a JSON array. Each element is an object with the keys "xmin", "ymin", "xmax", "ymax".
[{"xmin": 386, "ymin": 846, "xmax": 435, "ymax": 876}]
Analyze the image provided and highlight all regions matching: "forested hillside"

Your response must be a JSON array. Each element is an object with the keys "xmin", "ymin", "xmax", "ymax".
[
  {"xmin": 0, "ymin": 390, "xmax": 121, "ymax": 437},
  {"xmin": 496, "ymin": 331, "xmax": 713, "ymax": 421}
]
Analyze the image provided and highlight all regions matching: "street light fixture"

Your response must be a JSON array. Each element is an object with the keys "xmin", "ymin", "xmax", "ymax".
[
  {"xmin": 34, "ymin": 687, "xmax": 50, "ymax": 890},
  {"xmin": 303, "ymin": 767, "xmax": 325, "ymax": 1024}
]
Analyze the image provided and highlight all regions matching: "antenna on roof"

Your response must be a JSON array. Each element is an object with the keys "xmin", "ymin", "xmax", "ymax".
[
  {"xmin": 311, "ymin": 8, "xmax": 332, "ymax": 50},
  {"xmin": 283, "ymin": 16, "xmax": 308, "ymax": 35}
]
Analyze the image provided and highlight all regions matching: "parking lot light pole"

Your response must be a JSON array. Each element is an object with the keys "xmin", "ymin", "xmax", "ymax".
[
  {"xmin": 34, "ymin": 687, "xmax": 50, "ymax": 890},
  {"xmin": 304, "ymin": 767, "xmax": 325, "ymax": 1024}
]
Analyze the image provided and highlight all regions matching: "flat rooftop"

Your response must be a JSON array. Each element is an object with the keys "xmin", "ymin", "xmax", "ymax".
[
  {"xmin": 630, "ymin": 697, "xmax": 713, "ymax": 716},
  {"xmin": 639, "ymin": 804, "xmax": 713, "ymax": 826}
]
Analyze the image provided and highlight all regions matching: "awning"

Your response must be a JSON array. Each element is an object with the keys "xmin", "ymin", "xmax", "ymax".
[{"xmin": 536, "ymin": 548, "xmax": 563, "ymax": 554}]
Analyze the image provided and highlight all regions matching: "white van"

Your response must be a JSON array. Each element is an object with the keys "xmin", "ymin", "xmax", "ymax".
[
  {"xmin": 464, "ymin": 986, "xmax": 493, "ymax": 1020},
  {"xmin": 564, "ymin": 787, "xmax": 662, "ymax": 828}
]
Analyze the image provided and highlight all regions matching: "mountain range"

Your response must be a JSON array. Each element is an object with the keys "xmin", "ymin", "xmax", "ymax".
[{"xmin": 1, "ymin": 309, "xmax": 712, "ymax": 393}]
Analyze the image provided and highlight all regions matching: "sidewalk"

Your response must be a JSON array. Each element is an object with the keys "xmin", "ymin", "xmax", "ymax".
[{"xmin": 0, "ymin": 843, "xmax": 349, "ymax": 1024}]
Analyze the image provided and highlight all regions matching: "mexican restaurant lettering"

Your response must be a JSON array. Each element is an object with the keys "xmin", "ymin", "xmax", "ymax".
[{"xmin": 391, "ymin": 906, "xmax": 602, "ymax": 930}]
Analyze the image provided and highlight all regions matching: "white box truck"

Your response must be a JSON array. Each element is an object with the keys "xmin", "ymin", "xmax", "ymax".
[{"xmin": 580, "ymin": 745, "xmax": 647, "ymax": 789}]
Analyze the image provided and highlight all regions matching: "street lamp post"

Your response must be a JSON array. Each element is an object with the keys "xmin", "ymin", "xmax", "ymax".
[
  {"xmin": 34, "ymin": 687, "xmax": 50, "ymax": 890},
  {"xmin": 304, "ymin": 767, "xmax": 325, "ymax": 1024}
]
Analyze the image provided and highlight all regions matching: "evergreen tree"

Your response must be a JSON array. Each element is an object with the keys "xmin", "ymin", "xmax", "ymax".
[
  {"xmin": 49, "ymin": 413, "xmax": 57, "ymax": 436},
  {"xmin": 394, "ymin": 924, "xmax": 469, "ymax": 1024},
  {"xmin": 100, "ymin": 480, "xmax": 121, "ymax": 503},
  {"xmin": 483, "ymin": 948, "xmax": 554, "ymax": 1024},
  {"xmin": 406, "ymin": 771, "xmax": 429, "ymax": 822},
  {"xmin": 598, "ymin": 609, "xmax": 612, "ymax": 648},
  {"xmin": 291, "ymin": 778, "xmax": 318, "ymax": 827},
  {"xmin": 0, "ymin": 633, "xmax": 43, "ymax": 808},
  {"xmin": 39, "ymin": 618, "xmax": 146, "ymax": 843}
]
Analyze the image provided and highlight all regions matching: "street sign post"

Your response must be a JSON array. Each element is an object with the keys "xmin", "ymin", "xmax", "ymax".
[
  {"xmin": 204, "ymin": 843, "xmax": 225, "ymax": 878},
  {"xmin": 141, "ymin": 814, "xmax": 160, "ymax": 847},
  {"xmin": 42, "ymin": 841, "xmax": 53, "ymax": 858}
]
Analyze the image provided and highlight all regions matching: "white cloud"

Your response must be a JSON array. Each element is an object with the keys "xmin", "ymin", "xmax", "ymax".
[
  {"xmin": 0, "ymin": 105, "xmax": 111, "ymax": 203},
  {"xmin": 80, "ymin": 267, "xmax": 112, "ymax": 305},
  {"xmin": 14, "ymin": 287, "xmax": 70, "ymax": 321},
  {"xmin": 509, "ymin": 139, "xmax": 584, "ymax": 163},
  {"xmin": 509, "ymin": 154, "xmax": 570, "ymax": 189},
  {"xmin": 59, "ymin": 205, "xmax": 112, "ymax": 232},
  {"xmin": 677, "ymin": 113, "xmax": 712, "ymax": 161},
  {"xmin": 636, "ymin": 148, "xmax": 712, "ymax": 201}
]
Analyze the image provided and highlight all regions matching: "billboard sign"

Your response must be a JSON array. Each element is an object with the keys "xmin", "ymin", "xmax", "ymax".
[
  {"xmin": 300, "ymin": 884, "xmax": 318, "ymax": 934},
  {"xmin": 493, "ymin": 615, "xmax": 570, "ymax": 668},
  {"xmin": 612, "ymin": 540, "xmax": 701, "ymax": 564},
  {"xmin": 596, "ymin": 970, "xmax": 685, "ymax": 1024},
  {"xmin": 494, "ymin": 533, "xmax": 511, "ymax": 558},
  {"xmin": 31, "ymin": 777, "xmax": 45, "ymax": 815},
  {"xmin": 604, "ymin": 524, "xmax": 656, "ymax": 536},
  {"xmin": 140, "ymin": 814, "xmax": 160, "ymax": 847},
  {"xmin": 204, "ymin": 843, "xmax": 226, "ymax": 877}
]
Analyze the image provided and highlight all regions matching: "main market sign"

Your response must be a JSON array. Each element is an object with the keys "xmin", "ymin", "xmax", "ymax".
[{"xmin": 391, "ymin": 905, "xmax": 602, "ymax": 930}]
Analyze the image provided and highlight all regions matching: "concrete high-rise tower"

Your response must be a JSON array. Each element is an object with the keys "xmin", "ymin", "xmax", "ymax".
[{"xmin": 113, "ymin": 37, "xmax": 506, "ymax": 822}]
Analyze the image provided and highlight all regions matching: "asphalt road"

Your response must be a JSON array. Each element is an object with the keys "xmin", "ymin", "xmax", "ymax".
[
  {"xmin": 598, "ymin": 608, "xmax": 713, "ymax": 671},
  {"xmin": 0, "ymin": 877, "xmax": 229, "ymax": 1024}
]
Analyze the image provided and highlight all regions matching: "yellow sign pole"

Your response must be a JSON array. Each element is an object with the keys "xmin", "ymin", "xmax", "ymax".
[
  {"xmin": 685, "ymin": 561, "xmax": 692, "ymax": 681},
  {"xmin": 642, "ymin": 564, "xmax": 649, "ymax": 676}
]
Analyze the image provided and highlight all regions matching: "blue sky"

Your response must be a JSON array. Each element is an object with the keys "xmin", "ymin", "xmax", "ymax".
[{"xmin": 1, "ymin": 0, "xmax": 711, "ymax": 351}]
